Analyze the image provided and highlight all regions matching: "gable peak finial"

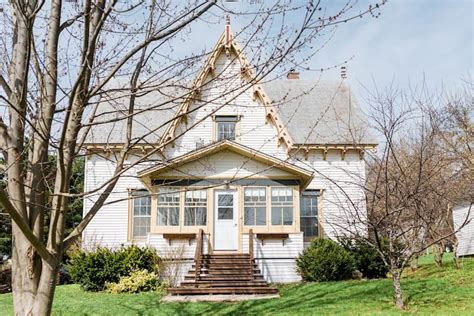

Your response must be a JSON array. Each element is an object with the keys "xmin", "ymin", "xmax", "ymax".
[{"xmin": 225, "ymin": 14, "xmax": 232, "ymax": 49}]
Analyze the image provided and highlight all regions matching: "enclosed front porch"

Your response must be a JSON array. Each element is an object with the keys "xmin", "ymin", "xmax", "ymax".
[{"xmin": 134, "ymin": 140, "xmax": 317, "ymax": 253}]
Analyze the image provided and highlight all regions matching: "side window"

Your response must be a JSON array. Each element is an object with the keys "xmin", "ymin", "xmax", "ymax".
[
  {"xmin": 300, "ymin": 190, "xmax": 320, "ymax": 240},
  {"xmin": 215, "ymin": 116, "xmax": 237, "ymax": 141},
  {"xmin": 157, "ymin": 187, "xmax": 180, "ymax": 226},
  {"xmin": 271, "ymin": 187, "xmax": 293, "ymax": 225},
  {"xmin": 131, "ymin": 190, "xmax": 151, "ymax": 238}
]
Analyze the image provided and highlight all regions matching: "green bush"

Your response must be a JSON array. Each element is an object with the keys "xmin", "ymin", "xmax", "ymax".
[
  {"xmin": 105, "ymin": 269, "xmax": 162, "ymax": 294},
  {"xmin": 339, "ymin": 238, "xmax": 388, "ymax": 279},
  {"xmin": 68, "ymin": 245, "xmax": 161, "ymax": 292},
  {"xmin": 296, "ymin": 238, "xmax": 355, "ymax": 282},
  {"xmin": 0, "ymin": 237, "xmax": 11, "ymax": 257}
]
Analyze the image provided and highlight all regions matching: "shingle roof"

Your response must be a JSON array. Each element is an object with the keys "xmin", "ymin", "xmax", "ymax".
[
  {"xmin": 262, "ymin": 80, "xmax": 376, "ymax": 145},
  {"xmin": 83, "ymin": 85, "xmax": 185, "ymax": 145},
  {"xmin": 84, "ymin": 80, "xmax": 376, "ymax": 146}
]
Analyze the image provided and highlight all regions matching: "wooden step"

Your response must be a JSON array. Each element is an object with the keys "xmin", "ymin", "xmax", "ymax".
[
  {"xmin": 202, "ymin": 254, "xmax": 250, "ymax": 258},
  {"xmin": 192, "ymin": 261, "xmax": 258, "ymax": 267},
  {"xmin": 184, "ymin": 275, "xmax": 263, "ymax": 281},
  {"xmin": 193, "ymin": 261, "xmax": 258, "ymax": 267},
  {"xmin": 180, "ymin": 281, "xmax": 268, "ymax": 287},
  {"xmin": 191, "ymin": 267, "xmax": 260, "ymax": 272},
  {"xmin": 167, "ymin": 287, "xmax": 278, "ymax": 295},
  {"xmin": 189, "ymin": 270, "xmax": 260, "ymax": 275},
  {"xmin": 169, "ymin": 251, "xmax": 277, "ymax": 296}
]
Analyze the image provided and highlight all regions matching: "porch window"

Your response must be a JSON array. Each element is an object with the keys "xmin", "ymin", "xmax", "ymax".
[
  {"xmin": 184, "ymin": 190, "xmax": 207, "ymax": 226},
  {"xmin": 300, "ymin": 190, "xmax": 320, "ymax": 240},
  {"xmin": 157, "ymin": 188, "xmax": 179, "ymax": 226},
  {"xmin": 216, "ymin": 116, "xmax": 237, "ymax": 141},
  {"xmin": 131, "ymin": 190, "xmax": 151, "ymax": 238},
  {"xmin": 244, "ymin": 188, "xmax": 266, "ymax": 225},
  {"xmin": 271, "ymin": 187, "xmax": 293, "ymax": 225}
]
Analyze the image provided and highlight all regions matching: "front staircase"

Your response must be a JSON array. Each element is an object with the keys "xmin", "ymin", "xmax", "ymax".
[{"xmin": 167, "ymin": 230, "xmax": 278, "ymax": 295}]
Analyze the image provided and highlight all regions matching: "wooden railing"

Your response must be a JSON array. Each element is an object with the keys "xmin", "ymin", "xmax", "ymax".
[
  {"xmin": 194, "ymin": 229, "xmax": 204, "ymax": 287},
  {"xmin": 249, "ymin": 229, "xmax": 254, "ymax": 262}
]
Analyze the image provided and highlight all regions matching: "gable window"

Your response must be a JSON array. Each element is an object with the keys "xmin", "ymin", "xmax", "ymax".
[
  {"xmin": 131, "ymin": 190, "xmax": 151, "ymax": 238},
  {"xmin": 300, "ymin": 190, "xmax": 320, "ymax": 240},
  {"xmin": 244, "ymin": 188, "xmax": 266, "ymax": 226},
  {"xmin": 157, "ymin": 188, "xmax": 179, "ymax": 226},
  {"xmin": 184, "ymin": 190, "xmax": 207, "ymax": 226},
  {"xmin": 215, "ymin": 116, "xmax": 237, "ymax": 141},
  {"xmin": 271, "ymin": 187, "xmax": 293, "ymax": 225}
]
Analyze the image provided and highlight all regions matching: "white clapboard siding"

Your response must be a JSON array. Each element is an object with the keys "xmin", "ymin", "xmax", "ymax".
[
  {"xmin": 164, "ymin": 53, "xmax": 287, "ymax": 160},
  {"xmin": 293, "ymin": 150, "xmax": 368, "ymax": 240},
  {"xmin": 453, "ymin": 204, "xmax": 474, "ymax": 256},
  {"xmin": 82, "ymin": 154, "xmax": 153, "ymax": 249},
  {"xmin": 242, "ymin": 233, "xmax": 304, "ymax": 283},
  {"xmin": 160, "ymin": 150, "xmax": 293, "ymax": 178}
]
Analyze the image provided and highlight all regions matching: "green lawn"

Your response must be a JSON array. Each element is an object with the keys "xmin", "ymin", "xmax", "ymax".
[{"xmin": 1, "ymin": 254, "xmax": 473, "ymax": 315}]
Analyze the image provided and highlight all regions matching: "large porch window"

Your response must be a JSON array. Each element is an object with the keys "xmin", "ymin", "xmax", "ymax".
[
  {"xmin": 184, "ymin": 190, "xmax": 207, "ymax": 226},
  {"xmin": 271, "ymin": 187, "xmax": 293, "ymax": 225},
  {"xmin": 157, "ymin": 188, "xmax": 179, "ymax": 226},
  {"xmin": 244, "ymin": 188, "xmax": 266, "ymax": 225}
]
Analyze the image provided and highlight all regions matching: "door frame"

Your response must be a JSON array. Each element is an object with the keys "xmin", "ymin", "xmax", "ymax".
[{"xmin": 213, "ymin": 189, "xmax": 239, "ymax": 252}]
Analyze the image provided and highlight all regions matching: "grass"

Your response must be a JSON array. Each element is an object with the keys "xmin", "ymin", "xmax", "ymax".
[{"xmin": 1, "ymin": 254, "xmax": 473, "ymax": 315}]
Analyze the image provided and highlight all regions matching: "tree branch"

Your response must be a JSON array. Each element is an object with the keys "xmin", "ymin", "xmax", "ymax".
[{"xmin": 0, "ymin": 187, "xmax": 53, "ymax": 262}]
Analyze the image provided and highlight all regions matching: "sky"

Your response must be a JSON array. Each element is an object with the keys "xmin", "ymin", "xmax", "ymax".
[
  {"xmin": 170, "ymin": 0, "xmax": 473, "ymax": 109},
  {"xmin": 310, "ymin": 0, "xmax": 473, "ymax": 101}
]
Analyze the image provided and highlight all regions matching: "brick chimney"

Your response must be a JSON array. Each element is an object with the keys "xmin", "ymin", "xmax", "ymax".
[{"xmin": 287, "ymin": 69, "xmax": 300, "ymax": 80}]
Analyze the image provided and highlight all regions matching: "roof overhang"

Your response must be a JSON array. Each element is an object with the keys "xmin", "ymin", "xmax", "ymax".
[{"xmin": 138, "ymin": 140, "xmax": 314, "ymax": 188}]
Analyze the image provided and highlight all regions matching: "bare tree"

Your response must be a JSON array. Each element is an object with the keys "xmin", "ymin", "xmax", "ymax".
[
  {"xmin": 0, "ymin": 0, "xmax": 387, "ymax": 314},
  {"xmin": 302, "ymin": 84, "xmax": 472, "ymax": 309},
  {"xmin": 426, "ymin": 84, "xmax": 473, "ymax": 268}
]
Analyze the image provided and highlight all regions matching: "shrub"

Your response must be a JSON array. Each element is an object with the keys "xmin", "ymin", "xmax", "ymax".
[
  {"xmin": 339, "ymin": 238, "xmax": 388, "ymax": 279},
  {"xmin": 68, "ymin": 245, "xmax": 160, "ymax": 291},
  {"xmin": 0, "ymin": 237, "xmax": 11, "ymax": 258},
  {"xmin": 296, "ymin": 238, "xmax": 355, "ymax": 282},
  {"xmin": 105, "ymin": 269, "xmax": 162, "ymax": 294}
]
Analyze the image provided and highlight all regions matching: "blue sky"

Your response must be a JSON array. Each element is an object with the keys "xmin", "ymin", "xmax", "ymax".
[
  {"xmin": 205, "ymin": 0, "xmax": 473, "ymax": 103},
  {"xmin": 312, "ymin": 0, "xmax": 473, "ymax": 100}
]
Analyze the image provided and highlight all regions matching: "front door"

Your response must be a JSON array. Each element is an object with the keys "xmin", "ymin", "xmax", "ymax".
[{"xmin": 214, "ymin": 190, "xmax": 238, "ymax": 251}]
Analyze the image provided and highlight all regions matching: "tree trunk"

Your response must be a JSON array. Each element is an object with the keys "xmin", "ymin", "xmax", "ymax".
[
  {"xmin": 410, "ymin": 255, "xmax": 418, "ymax": 272},
  {"xmin": 452, "ymin": 240, "xmax": 462, "ymax": 269},
  {"xmin": 391, "ymin": 269, "xmax": 404, "ymax": 309},
  {"xmin": 12, "ymin": 225, "xmax": 59, "ymax": 316},
  {"xmin": 433, "ymin": 242, "xmax": 444, "ymax": 268}
]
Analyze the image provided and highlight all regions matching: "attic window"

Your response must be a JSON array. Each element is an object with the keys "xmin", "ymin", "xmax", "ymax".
[{"xmin": 215, "ymin": 116, "xmax": 237, "ymax": 141}]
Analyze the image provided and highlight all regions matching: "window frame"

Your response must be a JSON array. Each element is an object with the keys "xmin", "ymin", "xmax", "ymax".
[
  {"xmin": 129, "ymin": 189, "xmax": 151, "ymax": 240},
  {"xmin": 243, "ymin": 187, "xmax": 267, "ymax": 226},
  {"xmin": 271, "ymin": 187, "xmax": 294, "ymax": 226},
  {"xmin": 156, "ymin": 187, "xmax": 180, "ymax": 227},
  {"xmin": 300, "ymin": 190, "xmax": 321, "ymax": 242},
  {"xmin": 213, "ymin": 115, "xmax": 240, "ymax": 142},
  {"xmin": 184, "ymin": 189, "xmax": 208, "ymax": 226}
]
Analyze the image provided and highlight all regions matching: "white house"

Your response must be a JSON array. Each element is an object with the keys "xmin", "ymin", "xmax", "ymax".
[
  {"xmin": 453, "ymin": 203, "xmax": 474, "ymax": 257},
  {"xmin": 82, "ymin": 22, "xmax": 376, "ymax": 293}
]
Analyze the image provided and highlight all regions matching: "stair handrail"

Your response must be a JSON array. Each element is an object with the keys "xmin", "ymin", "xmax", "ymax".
[
  {"xmin": 194, "ymin": 228, "xmax": 204, "ymax": 286},
  {"xmin": 249, "ymin": 229, "xmax": 254, "ymax": 262}
]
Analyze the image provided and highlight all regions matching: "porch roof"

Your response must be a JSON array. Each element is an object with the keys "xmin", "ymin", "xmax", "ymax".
[{"xmin": 137, "ymin": 140, "xmax": 314, "ymax": 188}]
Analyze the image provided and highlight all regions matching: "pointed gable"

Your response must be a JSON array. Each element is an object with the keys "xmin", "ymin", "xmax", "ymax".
[{"xmin": 160, "ymin": 19, "xmax": 294, "ymax": 150}]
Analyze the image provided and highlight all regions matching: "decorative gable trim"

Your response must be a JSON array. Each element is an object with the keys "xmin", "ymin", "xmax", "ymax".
[
  {"xmin": 138, "ymin": 140, "xmax": 313, "ymax": 188},
  {"xmin": 159, "ymin": 22, "xmax": 294, "ymax": 150}
]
